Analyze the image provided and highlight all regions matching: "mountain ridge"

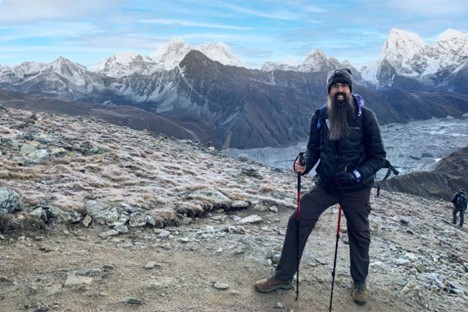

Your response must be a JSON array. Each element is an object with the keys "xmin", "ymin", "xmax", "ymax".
[
  {"xmin": 0, "ymin": 29, "xmax": 467, "ymax": 149},
  {"xmin": 1, "ymin": 51, "xmax": 467, "ymax": 149}
]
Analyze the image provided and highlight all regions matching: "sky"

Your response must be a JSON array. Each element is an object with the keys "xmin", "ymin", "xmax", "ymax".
[{"xmin": 0, "ymin": 0, "xmax": 467, "ymax": 69}]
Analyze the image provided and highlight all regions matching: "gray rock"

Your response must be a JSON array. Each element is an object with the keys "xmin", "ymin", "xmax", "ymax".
[
  {"xmin": 446, "ymin": 280, "xmax": 466, "ymax": 295},
  {"xmin": 230, "ymin": 200, "xmax": 250, "ymax": 209},
  {"xmin": 144, "ymin": 261, "xmax": 161, "ymax": 269},
  {"xmin": 128, "ymin": 212, "xmax": 146, "ymax": 227},
  {"xmin": 213, "ymin": 282, "xmax": 229, "ymax": 290},
  {"xmin": 238, "ymin": 215, "xmax": 263, "ymax": 224},
  {"xmin": 49, "ymin": 206, "xmax": 82, "ymax": 223},
  {"xmin": 0, "ymin": 188, "xmax": 21, "ymax": 213},
  {"xmin": 85, "ymin": 200, "xmax": 123, "ymax": 225},
  {"xmin": 114, "ymin": 225, "xmax": 129, "ymax": 234},
  {"xmin": 127, "ymin": 298, "xmax": 143, "ymax": 305},
  {"xmin": 188, "ymin": 188, "xmax": 231, "ymax": 208},
  {"xmin": 64, "ymin": 272, "xmax": 93, "ymax": 289},
  {"xmin": 158, "ymin": 230, "xmax": 171, "ymax": 238},
  {"xmin": 98, "ymin": 230, "xmax": 120, "ymax": 238},
  {"xmin": 29, "ymin": 207, "xmax": 47, "ymax": 221}
]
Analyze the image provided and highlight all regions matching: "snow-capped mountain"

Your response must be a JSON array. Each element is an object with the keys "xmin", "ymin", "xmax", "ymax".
[
  {"xmin": 261, "ymin": 57, "xmax": 299, "ymax": 72},
  {"xmin": 91, "ymin": 52, "xmax": 157, "ymax": 77},
  {"xmin": 195, "ymin": 43, "xmax": 243, "ymax": 67},
  {"xmin": 0, "ymin": 29, "xmax": 467, "ymax": 150},
  {"xmin": 434, "ymin": 29, "xmax": 468, "ymax": 68},
  {"xmin": 384, "ymin": 28, "xmax": 430, "ymax": 75},
  {"xmin": 47, "ymin": 57, "xmax": 100, "ymax": 86},
  {"xmin": 0, "ymin": 57, "xmax": 105, "ymax": 97},
  {"xmin": 151, "ymin": 38, "xmax": 192, "ymax": 71},
  {"xmin": 90, "ymin": 39, "xmax": 244, "ymax": 77},
  {"xmin": 150, "ymin": 39, "xmax": 244, "ymax": 70},
  {"xmin": 1, "ymin": 57, "xmax": 91, "ymax": 85},
  {"xmin": 261, "ymin": 49, "xmax": 346, "ymax": 73},
  {"xmin": 297, "ymin": 49, "xmax": 342, "ymax": 72},
  {"xmin": 361, "ymin": 28, "xmax": 468, "ymax": 87}
]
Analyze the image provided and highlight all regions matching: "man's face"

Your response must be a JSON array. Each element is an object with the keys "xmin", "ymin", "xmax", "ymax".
[
  {"xmin": 329, "ymin": 82, "xmax": 351, "ymax": 102},
  {"xmin": 327, "ymin": 82, "xmax": 354, "ymax": 141}
]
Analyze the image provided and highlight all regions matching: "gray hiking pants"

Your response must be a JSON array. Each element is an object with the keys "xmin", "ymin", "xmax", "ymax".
[{"xmin": 275, "ymin": 184, "xmax": 372, "ymax": 284}]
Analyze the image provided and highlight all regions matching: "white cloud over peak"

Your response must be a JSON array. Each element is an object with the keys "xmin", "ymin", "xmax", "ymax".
[
  {"xmin": 139, "ymin": 18, "xmax": 253, "ymax": 30},
  {"xmin": 0, "ymin": 0, "xmax": 117, "ymax": 24},
  {"xmin": 387, "ymin": 0, "xmax": 467, "ymax": 15}
]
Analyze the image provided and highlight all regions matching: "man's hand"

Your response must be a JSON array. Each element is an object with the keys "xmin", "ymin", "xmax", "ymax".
[
  {"xmin": 294, "ymin": 160, "xmax": 306, "ymax": 174},
  {"xmin": 334, "ymin": 172, "xmax": 358, "ymax": 186}
]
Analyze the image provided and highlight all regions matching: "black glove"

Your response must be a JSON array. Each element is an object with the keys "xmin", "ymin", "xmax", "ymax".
[{"xmin": 335, "ymin": 172, "xmax": 358, "ymax": 186}]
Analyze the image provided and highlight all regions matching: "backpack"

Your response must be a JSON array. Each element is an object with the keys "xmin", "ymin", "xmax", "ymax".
[
  {"xmin": 316, "ymin": 95, "xmax": 399, "ymax": 197},
  {"xmin": 455, "ymin": 193, "xmax": 467, "ymax": 209}
]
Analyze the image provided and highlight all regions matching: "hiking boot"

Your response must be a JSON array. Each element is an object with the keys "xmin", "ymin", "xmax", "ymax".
[
  {"xmin": 254, "ymin": 276, "xmax": 293, "ymax": 293},
  {"xmin": 352, "ymin": 281, "xmax": 367, "ymax": 305}
]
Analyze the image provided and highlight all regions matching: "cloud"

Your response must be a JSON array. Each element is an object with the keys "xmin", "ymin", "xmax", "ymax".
[
  {"xmin": 0, "ymin": 0, "xmax": 119, "ymax": 24},
  {"xmin": 387, "ymin": 0, "xmax": 468, "ymax": 15},
  {"xmin": 223, "ymin": 3, "xmax": 300, "ymax": 20},
  {"xmin": 1, "ymin": 22, "xmax": 101, "ymax": 38},
  {"xmin": 139, "ymin": 18, "xmax": 253, "ymax": 30}
]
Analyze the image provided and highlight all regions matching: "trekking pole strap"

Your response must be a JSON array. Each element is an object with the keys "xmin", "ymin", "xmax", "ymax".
[{"xmin": 377, "ymin": 162, "xmax": 400, "ymax": 197}]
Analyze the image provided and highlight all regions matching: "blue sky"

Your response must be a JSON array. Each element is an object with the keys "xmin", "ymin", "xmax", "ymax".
[{"xmin": 0, "ymin": 0, "xmax": 467, "ymax": 68}]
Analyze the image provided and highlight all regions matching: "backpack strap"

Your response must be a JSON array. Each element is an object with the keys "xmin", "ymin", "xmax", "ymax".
[
  {"xmin": 316, "ymin": 105, "xmax": 327, "ymax": 130},
  {"xmin": 376, "ymin": 160, "xmax": 399, "ymax": 197}
]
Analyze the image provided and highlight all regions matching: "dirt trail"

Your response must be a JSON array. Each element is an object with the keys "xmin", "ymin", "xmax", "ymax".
[{"xmin": 0, "ymin": 207, "xmax": 428, "ymax": 312}]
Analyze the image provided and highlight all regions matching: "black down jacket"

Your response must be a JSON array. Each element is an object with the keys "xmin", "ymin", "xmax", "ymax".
[{"xmin": 303, "ymin": 98, "xmax": 386, "ymax": 193}]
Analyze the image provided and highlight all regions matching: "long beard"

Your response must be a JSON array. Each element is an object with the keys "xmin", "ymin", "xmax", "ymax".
[{"xmin": 327, "ymin": 93, "xmax": 355, "ymax": 141}]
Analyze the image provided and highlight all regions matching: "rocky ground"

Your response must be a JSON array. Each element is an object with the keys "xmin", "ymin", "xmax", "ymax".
[{"xmin": 0, "ymin": 106, "xmax": 467, "ymax": 312}]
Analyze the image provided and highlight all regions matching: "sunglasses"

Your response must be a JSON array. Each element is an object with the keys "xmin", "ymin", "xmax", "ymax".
[{"xmin": 330, "ymin": 83, "xmax": 350, "ymax": 90}]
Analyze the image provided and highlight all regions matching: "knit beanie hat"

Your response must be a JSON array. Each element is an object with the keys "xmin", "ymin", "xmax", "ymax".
[{"xmin": 327, "ymin": 68, "xmax": 353, "ymax": 94}]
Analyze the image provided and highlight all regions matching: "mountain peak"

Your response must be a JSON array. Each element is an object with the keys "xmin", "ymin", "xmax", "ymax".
[
  {"xmin": 154, "ymin": 38, "xmax": 191, "ymax": 55},
  {"xmin": 361, "ymin": 28, "xmax": 468, "ymax": 84},
  {"xmin": 384, "ymin": 28, "xmax": 427, "ymax": 56},
  {"xmin": 151, "ymin": 38, "xmax": 192, "ymax": 70},
  {"xmin": 52, "ymin": 56, "xmax": 74, "ymax": 65},
  {"xmin": 195, "ymin": 42, "xmax": 243, "ymax": 67},
  {"xmin": 298, "ymin": 48, "xmax": 340, "ymax": 72},
  {"xmin": 91, "ymin": 52, "xmax": 155, "ymax": 77},
  {"xmin": 50, "ymin": 57, "xmax": 86, "ymax": 72},
  {"xmin": 437, "ymin": 28, "xmax": 466, "ymax": 41},
  {"xmin": 434, "ymin": 28, "xmax": 468, "ymax": 51}
]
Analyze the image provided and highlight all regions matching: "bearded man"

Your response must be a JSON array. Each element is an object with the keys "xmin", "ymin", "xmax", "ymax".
[{"xmin": 254, "ymin": 68, "xmax": 387, "ymax": 305}]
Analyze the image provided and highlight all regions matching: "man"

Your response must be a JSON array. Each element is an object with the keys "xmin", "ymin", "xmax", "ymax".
[
  {"xmin": 254, "ymin": 68, "xmax": 387, "ymax": 305},
  {"xmin": 451, "ymin": 190, "xmax": 467, "ymax": 227}
]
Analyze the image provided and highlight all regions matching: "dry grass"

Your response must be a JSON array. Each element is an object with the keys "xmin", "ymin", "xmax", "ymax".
[{"xmin": 258, "ymin": 183, "xmax": 275, "ymax": 193}]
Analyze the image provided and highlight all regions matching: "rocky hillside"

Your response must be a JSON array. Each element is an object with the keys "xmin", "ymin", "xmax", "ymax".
[
  {"xmin": 381, "ymin": 146, "xmax": 468, "ymax": 200},
  {"xmin": 0, "ymin": 106, "xmax": 466, "ymax": 312}
]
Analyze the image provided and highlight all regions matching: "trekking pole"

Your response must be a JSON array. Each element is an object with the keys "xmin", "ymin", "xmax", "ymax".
[
  {"xmin": 294, "ymin": 152, "xmax": 304, "ymax": 301},
  {"xmin": 328, "ymin": 188, "xmax": 344, "ymax": 311}
]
